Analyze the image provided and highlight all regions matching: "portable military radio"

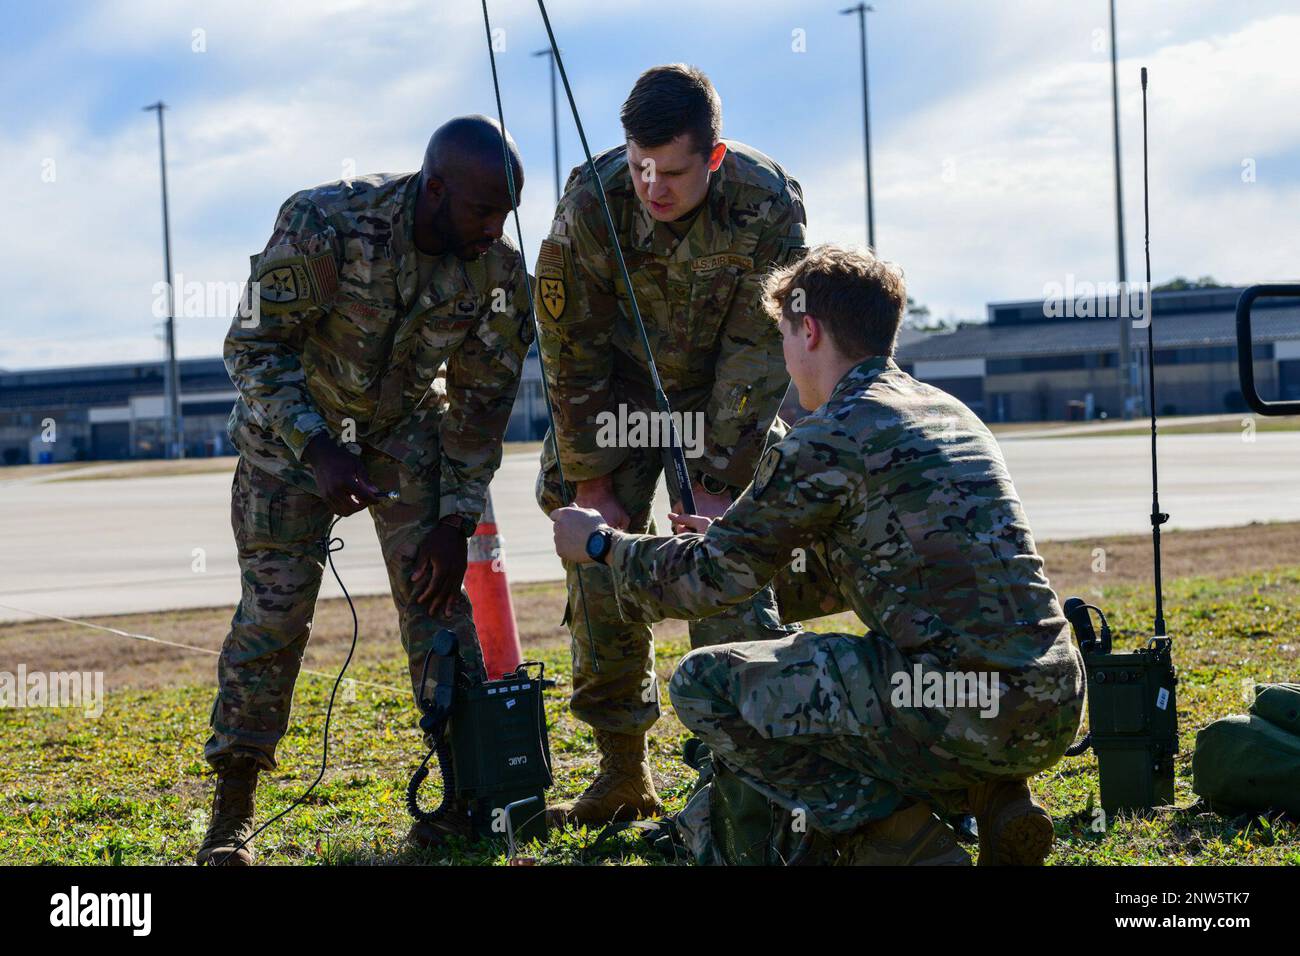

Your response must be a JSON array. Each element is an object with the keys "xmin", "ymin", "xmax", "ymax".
[
  {"xmin": 1064, "ymin": 598, "xmax": 1178, "ymax": 812},
  {"xmin": 1062, "ymin": 68, "xmax": 1179, "ymax": 814},
  {"xmin": 407, "ymin": 630, "xmax": 554, "ymax": 846}
]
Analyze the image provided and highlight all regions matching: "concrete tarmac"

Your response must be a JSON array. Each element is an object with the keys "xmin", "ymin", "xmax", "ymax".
[{"xmin": 2, "ymin": 430, "xmax": 1298, "ymax": 624}]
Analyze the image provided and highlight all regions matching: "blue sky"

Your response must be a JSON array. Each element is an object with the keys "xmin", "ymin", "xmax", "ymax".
[{"xmin": 3, "ymin": 0, "xmax": 1298, "ymax": 369}]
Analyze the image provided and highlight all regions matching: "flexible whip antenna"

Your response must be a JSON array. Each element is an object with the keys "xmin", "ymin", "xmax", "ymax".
[
  {"xmin": 533, "ymin": 0, "xmax": 698, "ymax": 515},
  {"xmin": 1140, "ymin": 66, "xmax": 1168, "ymax": 639},
  {"xmin": 480, "ymin": 0, "xmax": 599, "ymax": 670}
]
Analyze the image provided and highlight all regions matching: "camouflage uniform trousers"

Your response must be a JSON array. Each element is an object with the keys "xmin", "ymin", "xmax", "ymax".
[
  {"xmin": 204, "ymin": 453, "xmax": 486, "ymax": 770},
  {"xmin": 669, "ymin": 624, "xmax": 1084, "ymax": 848},
  {"xmin": 537, "ymin": 432, "xmax": 796, "ymax": 737}
]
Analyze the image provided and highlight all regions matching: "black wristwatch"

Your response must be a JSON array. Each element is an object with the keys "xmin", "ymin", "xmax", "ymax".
[
  {"xmin": 438, "ymin": 514, "xmax": 477, "ymax": 538},
  {"xmin": 585, "ymin": 528, "xmax": 614, "ymax": 564}
]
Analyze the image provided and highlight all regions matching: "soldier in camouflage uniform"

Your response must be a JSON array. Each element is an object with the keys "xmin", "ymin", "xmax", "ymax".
[
  {"xmin": 534, "ymin": 65, "xmax": 809, "ymax": 825},
  {"xmin": 198, "ymin": 116, "xmax": 534, "ymax": 865},
  {"xmin": 552, "ymin": 245, "xmax": 1086, "ymax": 865}
]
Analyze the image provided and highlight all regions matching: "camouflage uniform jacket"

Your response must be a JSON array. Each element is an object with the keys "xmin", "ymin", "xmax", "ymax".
[
  {"xmin": 224, "ymin": 173, "xmax": 533, "ymax": 523},
  {"xmin": 609, "ymin": 357, "xmax": 1084, "ymax": 751},
  {"xmin": 535, "ymin": 141, "xmax": 807, "ymax": 489}
]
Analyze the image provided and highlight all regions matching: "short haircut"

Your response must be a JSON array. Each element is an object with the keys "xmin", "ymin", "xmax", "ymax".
[
  {"xmin": 761, "ymin": 244, "xmax": 907, "ymax": 359},
  {"xmin": 620, "ymin": 64, "xmax": 721, "ymax": 158}
]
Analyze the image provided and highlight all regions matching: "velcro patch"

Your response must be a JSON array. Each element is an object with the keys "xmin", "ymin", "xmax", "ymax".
[
  {"xmin": 256, "ymin": 251, "xmax": 338, "ymax": 307},
  {"xmin": 692, "ymin": 253, "xmax": 754, "ymax": 272},
  {"xmin": 752, "ymin": 446, "xmax": 782, "ymax": 499},
  {"xmin": 779, "ymin": 240, "xmax": 809, "ymax": 266},
  {"xmin": 537, "ymin": 237, "xmax": 565, "ymax": 275}
]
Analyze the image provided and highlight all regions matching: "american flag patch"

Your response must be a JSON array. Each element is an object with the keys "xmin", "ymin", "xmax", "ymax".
[
  {"xmin": 537, "ymin": 238, "xmax": 565, "ymax": 276},
  {"xmin": 306, "ymin": 252, "xmax": 339, "ymax": 303}
]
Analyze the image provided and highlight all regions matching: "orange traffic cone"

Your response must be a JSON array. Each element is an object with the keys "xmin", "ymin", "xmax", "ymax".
[{"xmin": 465, "ymin": 490, "xmax": 523, "ymax": 679}]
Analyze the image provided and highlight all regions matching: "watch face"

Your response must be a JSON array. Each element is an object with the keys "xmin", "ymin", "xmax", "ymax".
[{"xmin": 586, "ymin": 530, "xmax": 609, "ymax": 561}]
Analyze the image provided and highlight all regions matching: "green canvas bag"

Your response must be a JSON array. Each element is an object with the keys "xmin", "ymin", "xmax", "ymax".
[{"xmin": 1192, "ymin": 682, "xmax": 1300, "ymax": 817}]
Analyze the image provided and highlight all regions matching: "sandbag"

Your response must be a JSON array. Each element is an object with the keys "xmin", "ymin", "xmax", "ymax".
[{"xmin": 1192, "ymin": 682, "xmax": 1300, "ymax": 817}]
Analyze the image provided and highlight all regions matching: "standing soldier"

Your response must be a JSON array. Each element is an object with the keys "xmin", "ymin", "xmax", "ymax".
[
  {"xmin": 535, "ymin": 64, "xmax": 809, "ymax": 826},
  {"xmin": 551, "ymin": 246, "xmax": 1086, "ymax": 865},
  {"xmin": 199, "ymin": 116, "xmax": 533, "ymax": 865}
]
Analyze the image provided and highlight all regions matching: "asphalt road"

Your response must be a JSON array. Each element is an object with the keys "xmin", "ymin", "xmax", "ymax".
[{"xmin": 3, "ymin": 430, "xmax": 1299, "ymax": 624}]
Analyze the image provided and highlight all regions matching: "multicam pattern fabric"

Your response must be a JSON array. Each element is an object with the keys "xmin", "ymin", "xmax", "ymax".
[
  {"xmin": 534, "ymin": 140, "xmax": 807, "ymax": 489},
  {"xmin": 224, "ymin": 172, "xmax": 532, "ymax": 524},
  {"xmin": 533, "ymin": 141, "xmax": 807, "ymax": 736},
  {"xmin": 609, "ymin": 357, "xmax": 1086, "ymax": 832},
  {"xmin": 205, "ymin": 455, "xmax": 486, "ymax": 770}
]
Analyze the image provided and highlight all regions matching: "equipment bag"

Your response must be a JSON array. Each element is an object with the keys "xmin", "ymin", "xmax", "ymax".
[
  {"xmin": 672, "ymin": 739, "xmax": 834, "ymax": 866},
  {"xmin": 1192, "ymin": 682, "xmax": 1300, "ymax": 817}
]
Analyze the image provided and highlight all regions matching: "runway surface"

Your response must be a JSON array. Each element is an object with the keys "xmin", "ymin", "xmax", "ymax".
[{"xmin": 3, "ymin": 430, "xmax": 1298, "ymax": 623}]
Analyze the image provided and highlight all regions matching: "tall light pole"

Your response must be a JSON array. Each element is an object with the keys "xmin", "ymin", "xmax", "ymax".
[
  {"xmin": 1109, "ymin": 0, "xmax": 1136, "ymax": 419},
  {"xmin": 533, "ymin": 48, "xmax": 562, "ymax": 204},
  {"xmin": 143, "ymin": 101, "xmax": 183, "ymax": 459},
  {"xmin": 841, "ymin": 3, "xmax": 876, "ymax": 249}
]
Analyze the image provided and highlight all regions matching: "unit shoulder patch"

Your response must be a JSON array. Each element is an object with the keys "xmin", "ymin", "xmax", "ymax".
[
  {"xmin": 255, "ymin": 250, "xmax": 338, "ymax": 309},
  {"xmin": 539, "ymin": 275, "xmax": 566, "ymax": 320},
  {"xmin": 752, "ymin": 446, "xmax": 783, "ymax": 499}
]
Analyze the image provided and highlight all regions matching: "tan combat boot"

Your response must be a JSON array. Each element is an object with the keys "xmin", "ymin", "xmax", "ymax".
[
  {"xmin": 966, "ymin": 777, "xmax": 1054, "ymax": 866},
  {"xmin": 546, "ymin": 729, "xmax": 662, "ymax": 827},
  {"xmin": 834, "ymin": 802, "xmax": 972, "ymax": 866},
  {"xmin": 195, "ymin": 753, "xmax": 260, "ymax": 866}
]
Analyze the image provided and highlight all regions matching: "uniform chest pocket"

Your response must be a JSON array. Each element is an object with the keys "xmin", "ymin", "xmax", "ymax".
[
  {"xmin": 317, "ymin": 295, "xmax": 398, "ymax": 362},
  {"xmin": 413, "ymin": 311, "xmax": 475, "ymax": 380},
  {"xmin": 613, "ymin": 267, "xmax": 671, "ymax": 361},
  {"xmin": 688, "ymin": 264, "xmax": 747, "ymax": 348}
]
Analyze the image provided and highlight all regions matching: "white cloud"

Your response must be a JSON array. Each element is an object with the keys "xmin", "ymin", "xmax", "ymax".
[
  {"xmin": 3, "ymin": 0, "xmax": 1299, "ymax": 369},
  {"xmin": 800, "ymin": 10, "xmax": 1300, "ymax": 320}
]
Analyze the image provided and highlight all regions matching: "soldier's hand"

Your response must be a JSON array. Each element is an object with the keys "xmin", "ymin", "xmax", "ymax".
[
  {"xmin": 574, "ymin": 475, "xmax": 630, "ymax": 530},
  {"xmin": 672, "ymin": 482, "xmax": 732, "ymax": 521},
  {"xmin": 304, "ymin": 433, "xmax": 385, "ymax": 516},
  {"xmin": 549, "ymin": 506, "xmax": 607, "ymax": 563},
  {"xmin": 668, "ymin": 512, "xmax": 714, "ymax": 535},
  {"xmin": 410, "ymin": 523, "xmax": 469, "ymax": 618}
]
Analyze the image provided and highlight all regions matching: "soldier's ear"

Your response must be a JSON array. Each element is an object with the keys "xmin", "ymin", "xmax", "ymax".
[
  {"xmin": 707, "ymin": 142, "xmax": 727, "ymax": 172},
  {"xmin": 423, "ymin": 172, "xmax": 447, "ymax": 208},
  {"xmin": 803, "ymin": 314, "xmax": 824, "ymax": 351}
]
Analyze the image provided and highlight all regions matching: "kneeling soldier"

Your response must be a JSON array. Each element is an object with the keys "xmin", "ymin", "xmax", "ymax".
[{"xmin": 551, "ymin": 245, "xmax": 1085, "ymax": 865}]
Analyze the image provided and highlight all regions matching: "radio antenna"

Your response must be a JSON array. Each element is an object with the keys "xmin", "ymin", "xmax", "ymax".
[{"xmin": 1140, "ymin": 66, "xmax": 1168, "ymax": 640}]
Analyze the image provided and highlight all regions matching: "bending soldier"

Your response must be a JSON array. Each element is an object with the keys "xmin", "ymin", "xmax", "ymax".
[
  {"xmin": 200, "ymin": 116, "xmax": 532, "ymax": 865},
  {"xmin": 535, "ymin": 64, "xmax": 809, "ymax": 826}
]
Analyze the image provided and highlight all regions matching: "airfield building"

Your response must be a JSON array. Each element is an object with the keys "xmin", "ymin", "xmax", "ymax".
[
  {"xmin": 4, "ymin": 285, "xmax": 1299, "ymax": 464},
  {"xmin": 895, "ymin": 286, "xmax": 1300, "ymax": 422}
]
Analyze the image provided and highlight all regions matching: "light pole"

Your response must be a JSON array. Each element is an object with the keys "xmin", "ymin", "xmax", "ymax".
[
  {"xmin": 143, "ymin": 101, "xmax": 183, "ymax": 459},
  {"xmin": 533, "ymin": 47, "xmax": 562, "ymax": 204},
  {"xmin": 1108, "ymin": 0, "xmax": 1136, "ymax": 419},
  {"xmin": 841, "ymin": 3, "xmax": 876, "ymax": 249}
]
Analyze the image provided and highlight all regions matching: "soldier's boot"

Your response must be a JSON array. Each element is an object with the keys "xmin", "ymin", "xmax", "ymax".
[
  {"xmin": 195, "ymin": 753, "xmax": 260, "ymax": 866},
  {"xmin": 966, "ymin": 777, "xmax": 1054, "ymax": 866},
  {"xmin": 546, "ymin": 729, "xmax": 662, "ymax": 827},
  {"xmin": 407, "ymin": 802, "xmax": 476, "ymax": 851},
  {"xmin": 834, "ymin": 802, "xmax": 972, "ymax": 866}
]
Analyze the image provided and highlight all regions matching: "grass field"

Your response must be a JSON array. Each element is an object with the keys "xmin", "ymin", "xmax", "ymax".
[{"xmin": 2, "ymin": 524, "xmax": 1299, "ymax": 865}]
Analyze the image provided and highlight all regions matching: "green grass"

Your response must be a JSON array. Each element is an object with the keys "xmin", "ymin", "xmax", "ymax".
[{"xmin": 2, "ymin": 568, "xmax": 1299, "ymax": 865}]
